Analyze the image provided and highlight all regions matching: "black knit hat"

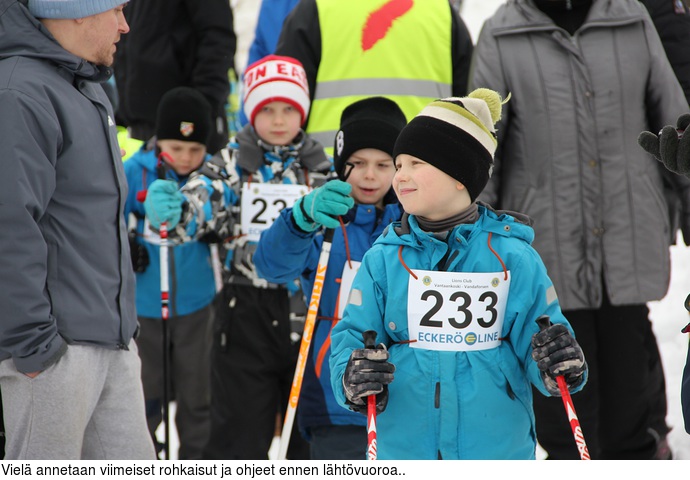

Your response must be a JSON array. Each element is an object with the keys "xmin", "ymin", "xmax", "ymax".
[
  {"xmin": 155, "ymin": 87, "xmax": 213, "ymax": 147},
  {"xmin": 392, "ymin": 89, "xmax": 503, "ymax": 202},
  {"xmin": 333, "ymin": 97, "xmax": 407, "ymax": 180}
]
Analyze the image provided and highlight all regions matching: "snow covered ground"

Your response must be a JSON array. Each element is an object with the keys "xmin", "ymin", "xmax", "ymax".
[
  {"xmin": 648, "ymin": 239, "xmax": 690, "ymax": 459},
  {"xmin": 161, "ymin": 0, "xmax": 690, "ymax": 461}
]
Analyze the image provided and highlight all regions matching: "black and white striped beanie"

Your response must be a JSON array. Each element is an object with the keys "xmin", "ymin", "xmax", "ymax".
[{"xmin": 392, "ymin": 88, "xmax": 504, "ymax": 201}]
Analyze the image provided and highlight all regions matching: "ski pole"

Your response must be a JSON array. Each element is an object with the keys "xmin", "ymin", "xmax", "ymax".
[
  {"xmin": 159, "ymin": 221, "xmax": 171, "ymax": 460},
  {"xmin": 536, "ymin": 315, "xmax": 590, "ymax": 460},
  {"xmin": 209, "ymin": 243, "xmax": 223, "ymax": 294},
  {"xmin": 362, "ymin": 330, "xmax": 378, "ymax": 460},
  {"xmin": 277, "ymin": 228, "xmax": 335, "ymax": 460}
]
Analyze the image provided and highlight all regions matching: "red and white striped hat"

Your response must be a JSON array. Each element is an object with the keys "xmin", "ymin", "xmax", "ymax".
[{"xmin": 243, "ymin": 55, "xmax": 310, "ymax": 126}]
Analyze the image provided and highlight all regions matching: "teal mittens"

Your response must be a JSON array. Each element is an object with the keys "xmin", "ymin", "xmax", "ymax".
[
  {"xmin": 144, "ymin": 179, "xmax": 184, "ymax": 229},
  {"xmin": 638, "ymin": 113, "xmax": 690, "ymax": 177},
  {"xmin": 292, "ymin": 180, "xmax": 354, "ymax": 232}
]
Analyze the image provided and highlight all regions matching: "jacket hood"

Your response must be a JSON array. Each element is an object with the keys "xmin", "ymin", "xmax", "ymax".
[
  {"xmin": 0, "ymin": 0, "xmax": 110, "ymax": 81},
  {"xmin": 494, "ymin": 0, "xmax": 646, "ymax": 31}
]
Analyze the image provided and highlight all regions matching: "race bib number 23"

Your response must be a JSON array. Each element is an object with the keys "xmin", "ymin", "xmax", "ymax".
[
  {"xmin": 240, "ymin": 183, "xmax": 308, "ymax": 241},
  {"xmin": 407, "ymin": 270, "xmax": 510, "ymax": 352}
]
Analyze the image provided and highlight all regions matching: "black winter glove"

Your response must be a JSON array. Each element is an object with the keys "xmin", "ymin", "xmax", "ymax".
[
  {"xmin": 128, "ymin": 231, "xmax": 149, "ymax": 273},
  {"xmin": 343, "ymin": 344, "xmax": 395, "ymax": 414},
  {"xmin": 638, "ymin": 113, "xmax": 690, "ymax": 177},
  {"xmin": 531, "ymin": 323, "xmax": 586, "ymax": 396}
]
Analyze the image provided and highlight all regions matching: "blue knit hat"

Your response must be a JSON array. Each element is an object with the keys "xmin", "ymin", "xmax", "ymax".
[{"xmin": 28, "ymin": 0, "xmax": 125, "ymax": 19}]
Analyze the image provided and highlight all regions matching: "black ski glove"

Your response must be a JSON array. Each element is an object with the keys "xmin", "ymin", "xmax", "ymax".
[
  {"xmin": 638, "ymin": 113, "xmax": 690, "ymax": 177},
  {"xmin": 342, "ymin": 344, "xmax": 395, "ymax": 414},
  {"xmin": 128, "ymin": 231, "xmax": 149, "ymax": 273},
  {"xmin": 531, "ymin": 323, "xmax": 586, "ymax": 396}
]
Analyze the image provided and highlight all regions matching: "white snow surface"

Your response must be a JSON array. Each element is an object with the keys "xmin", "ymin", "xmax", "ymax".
[{"xmin": 163, "ymin": 0, "xmax": 690, "ymax": 460}]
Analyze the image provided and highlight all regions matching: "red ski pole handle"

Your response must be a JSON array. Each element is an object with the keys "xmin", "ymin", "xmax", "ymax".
[
  {"xmin": 536, "ymin": 316, "xmax": 590, "ymax": 460},
  {"xmin": 362, "ymin": 330, "xmax": 378, "ymax": 461}
]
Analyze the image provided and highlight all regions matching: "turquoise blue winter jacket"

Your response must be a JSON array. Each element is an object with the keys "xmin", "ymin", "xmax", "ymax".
[
  {"xmin": 254, "ymin": 201, "xmax": 401, "ymax": 437},
  {"xmin": 123, "ymin": 148, "xmax": 216, "ymax": 318},
  {"xmin": 330, "ymin": 205, "xmax": 584, "ymax": 459}
]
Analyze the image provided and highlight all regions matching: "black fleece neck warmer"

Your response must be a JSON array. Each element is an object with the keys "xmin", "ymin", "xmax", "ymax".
[{"xmin": 416, "ymin": 202, "xmax": 479, "ymax": 233}]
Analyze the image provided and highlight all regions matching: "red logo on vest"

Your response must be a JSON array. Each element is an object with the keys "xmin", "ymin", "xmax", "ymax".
[{"xmin": 362, "ymin": 0, "xmax": 414, "ymax": 52}]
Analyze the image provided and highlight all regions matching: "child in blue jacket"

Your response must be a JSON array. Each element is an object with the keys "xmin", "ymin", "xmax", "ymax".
[
  {"xmin": 123, "ymin": 86, "xmax": 222, "ymax": 459},
  {"xmin": 253, "ymin": 97, "xmax": 407, "ymax": 459},
  {"xmin": 329, "ymin": 90, "xmax": 589, "ymax": 459}
]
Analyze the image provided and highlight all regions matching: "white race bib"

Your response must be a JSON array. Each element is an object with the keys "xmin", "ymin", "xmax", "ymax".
[
  {"xmin": 407, "ymin": 270, "xmax": 510, "ymax": 352},
  {"xmin": 337, "ymin": 261, "xmax": 361, "ymax": 320},
  {"xmin": 240, "ymin": 183, "xmax": 308, "ymax": 241}
]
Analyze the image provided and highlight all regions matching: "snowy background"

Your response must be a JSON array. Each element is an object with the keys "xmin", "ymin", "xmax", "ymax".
[{"xmin": 165, "ymin": 0, "xmax": 689, "ymax": 460}]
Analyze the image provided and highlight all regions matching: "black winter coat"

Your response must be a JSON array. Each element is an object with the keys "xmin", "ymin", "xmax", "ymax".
[
  {"xmin": 641, "ymin": 0, "xmax": 690, "ymax": 103},
  {"xmin": 114, "ymin": 0, "xmax": 236, "ymax": 153}
]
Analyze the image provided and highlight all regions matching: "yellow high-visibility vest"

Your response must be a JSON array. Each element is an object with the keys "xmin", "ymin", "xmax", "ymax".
[
  {"xmin": 310, "ymin": 0, "xmax": 453, "ymax": 154},
  {"xmin": 117, "ymin": 126, "xmax": 144, "ymax": 161}
]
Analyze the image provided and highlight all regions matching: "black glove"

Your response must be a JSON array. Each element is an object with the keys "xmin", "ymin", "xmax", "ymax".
[
  {"xmin": 638, "ymin": 113, "xmax": 690, "ymax": 177},
  {"xmin": 342, "ymin": 344, "xmax": 395, "ymax": 414},
  {"xmin": 531, "ymin": 323, "xmax": 586, "ymax": 396},
  {"xmin": 128, "ymin": 231, "xmax": 149, "ymax": 273}
]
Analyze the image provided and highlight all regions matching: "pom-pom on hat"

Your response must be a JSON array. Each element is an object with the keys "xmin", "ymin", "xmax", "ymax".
[
  {"xmin": 392, "ymin": 88, "xmax": 504, "ymax": 202},
  {"xmin": 155, "ymin": 87, "xmax": 213, "ymax": 147},
  {"xmin": 333, "ymin": 97, "xmax": 407, "ymax": 181},
  {"xmin": 28, "ymin": 0, "xmax": 125, "ymax": 19},
  {"xmin": 243, "ymin": 55, "xmax": 310, "ymax": 127}
]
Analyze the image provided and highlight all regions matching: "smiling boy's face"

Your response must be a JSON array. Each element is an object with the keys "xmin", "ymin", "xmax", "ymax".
[
  {"xmin": 393, "ymin": 154, "xmax": 471, "ymax": 220},
  {"xmin": 253, "ymin": 101, "xmax": 302, "ymax": 146}
]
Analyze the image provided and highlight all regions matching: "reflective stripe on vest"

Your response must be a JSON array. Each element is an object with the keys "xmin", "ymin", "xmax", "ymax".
[{"xmin": 310, "ymin": 0, "xmax": 453, "ymax": 153}]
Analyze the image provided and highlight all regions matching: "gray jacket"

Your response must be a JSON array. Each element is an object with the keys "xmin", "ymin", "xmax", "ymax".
[
  {"xmin": 471, "ymin": 0, "xmax": 690, "ymax": 310},
  {"xmin": 0, "ymin": 0, "xmax": 137, "ymax": 373}
]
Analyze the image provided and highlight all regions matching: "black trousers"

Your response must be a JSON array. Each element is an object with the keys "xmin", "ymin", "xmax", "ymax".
[
  {"xmin": 203, "ymin": 284, "xmax": 309, "ymax": 459},
  {"xmin": 137, "ymin": 304, "xmax": 214, "ymax": 460},
  {"xmin": 533, "ymin": 291, "xmax": 662, "ymax": 459}
]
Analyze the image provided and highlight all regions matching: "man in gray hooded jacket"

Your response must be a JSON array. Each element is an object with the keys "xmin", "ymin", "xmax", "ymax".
[{"xmin": 0, "ymin": 0, "xmax": 155, "ymax": 459}]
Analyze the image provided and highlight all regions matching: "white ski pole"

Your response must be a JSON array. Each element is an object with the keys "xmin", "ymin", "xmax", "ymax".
[
  {"xmin": 210, "ymin": 243, "xmax": 223, "ymax": 293},
  {"xmin": 159, "ymin": 221, "xmax": 171, "ymax": 460}
]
